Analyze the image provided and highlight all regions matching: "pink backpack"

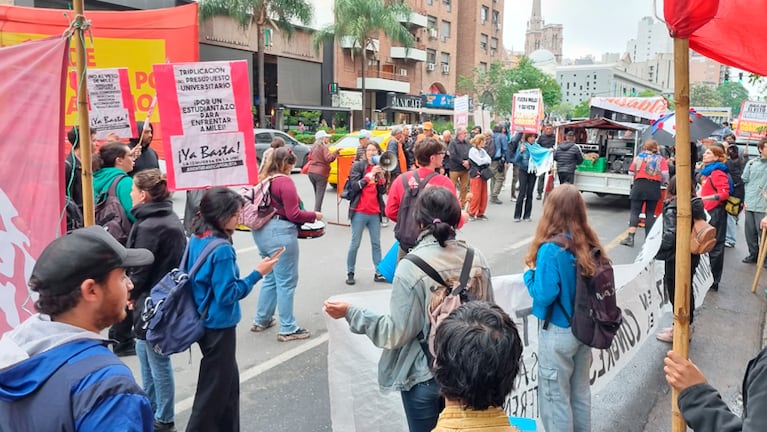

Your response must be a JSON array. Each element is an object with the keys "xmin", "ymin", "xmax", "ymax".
[{"xmin": 238, "ymin": 174, "xmax": 286, "ymax": 230}]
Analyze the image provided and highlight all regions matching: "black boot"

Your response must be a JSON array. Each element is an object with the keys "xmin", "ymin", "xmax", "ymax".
[{"xmin": 620, "ymin": 232, "xmax": 635, "ymax": 247}]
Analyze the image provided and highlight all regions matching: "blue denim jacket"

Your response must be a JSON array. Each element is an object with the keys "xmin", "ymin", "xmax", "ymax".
[{"xmin": 345, "ymin": 236, "xmax": 494, "ymax": 392}]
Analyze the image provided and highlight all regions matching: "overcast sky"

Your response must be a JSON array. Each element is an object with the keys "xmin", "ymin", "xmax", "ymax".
[{"xmin": 503, "ymin": 0, "xmax": 664, "ymax": 58}]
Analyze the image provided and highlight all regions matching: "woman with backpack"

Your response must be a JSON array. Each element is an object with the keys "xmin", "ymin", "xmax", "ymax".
[
  {"xmin": 698, "ymin": 145, "xmax": 731, "ymax": 291},
  {"xmin": 724, "ymin": 144, "xmax": 745, "ymax": 248},
  {"xmin": 126, "ymin": 169, "xmax": 186, "ymax": 432},
  {"xmin": 654, "ymin": 175, "xmax": 707, "ymax": 343},
  {"xmin": 186, "ymin": 187, "xmax": 279, "ymax": 431},
  {"xmin": 345, "ymin": 141, "xmax": 388, "ymax": 285},
  {"xmin": 524, "ymin": 184, "xmax": 608, "ymax": 432},
  {"xmin": 251, "ymin": 147, "xmax": 322, "ymax": 342},
  {"xmin": 324, "ymin": 187, "xmax": 494, "ymax": 432},
  {"xmin": 306, "ymin": 130, "xmax": 339, "ymax": 212}
]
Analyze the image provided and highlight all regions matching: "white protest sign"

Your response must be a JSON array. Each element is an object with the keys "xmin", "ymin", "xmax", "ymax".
[{"xmin": 87, "ymin": 68, "xmax": 137, "ymax": 139}]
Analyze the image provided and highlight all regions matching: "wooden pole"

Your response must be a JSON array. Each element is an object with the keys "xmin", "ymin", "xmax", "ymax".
[
  {"xmin": 73, "ymin": 0, "xmax": 94, "ymax": 226},
  {"xmin": 752, "ymin": 227, "xmax": 767, "ymax": 292},
  {"xmin": 671, "ymin": 37, "xmax": 692, "ymax": 432}
]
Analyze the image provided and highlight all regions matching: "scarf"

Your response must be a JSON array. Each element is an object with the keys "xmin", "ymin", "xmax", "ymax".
[{"xmin": 700, "ymin": 161, "xmax": 734, "ymax": 192}]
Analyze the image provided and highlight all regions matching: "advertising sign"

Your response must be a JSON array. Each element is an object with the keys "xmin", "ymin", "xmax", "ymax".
[
  {"xmin": 153, "ymin": 60, "xmax": 257, "ymax": 190},
  {"xmin": 87, "ymin": 68, "xmax": 137, "ymax": 139},
  {"xmin": 590, "ymin": 96, "xmax": 669, "ymax": 121},
  {"xmin": 736, "ymin": 100, "xmax": 767, "ymax": 138}
]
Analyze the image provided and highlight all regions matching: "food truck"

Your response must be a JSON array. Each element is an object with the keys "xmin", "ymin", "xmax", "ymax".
[{"xmin": 556, "ymin": 118, "xmax": 648, "ymax": 197}]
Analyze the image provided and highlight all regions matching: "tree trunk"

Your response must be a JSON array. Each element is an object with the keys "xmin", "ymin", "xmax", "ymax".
[{"xmin": 257, "ymin": 20, "xmax": 267, "ymax": 129}]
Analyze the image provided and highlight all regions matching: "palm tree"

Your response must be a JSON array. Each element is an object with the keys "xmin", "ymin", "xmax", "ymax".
[
  {"xmin": 199, "ymin": 0, "xmax": 313, "ymax": 129},
  {"xmin": 313, "ymin": 0, "xmax": 414, "ymax": 122}
]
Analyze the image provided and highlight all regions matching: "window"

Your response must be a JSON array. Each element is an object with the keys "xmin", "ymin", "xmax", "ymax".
[
  {"xmin": 492, "ymin": 10, "xmax": 500, "ymax": 26},
  {"xmin": 444, "ymin": 0, "xmax": 451, "ymax": 12},
  {"xmin": 427, "ymin": 49, "xmax": 437, "ymax": 64},
  {"xmin": 480, "ymin": 34, "xmax": 488, "ymax": 51},
  {"xmin": 441, "ymin": 52, "xmax": 450, "ymax": 67},
  {"xmin": 441, "ymin": 20, "xmax": 451, "ymax": 38},
  {"xmin": 480, "ymin": 62, "xmax": 488, "ymax": 73},
  {"xmin": 490, "ymin": 38, "xmax": 498, "ymax": 51},
  {"xmin": 256, "ymin": 133, "xmax": 272, "ymax": 145},
  {"xmin": 480, "ymin": 6, "xmax": 489, "ymax": 23},
  {"xmin": 427, "ymin": 0, "xmax": 433, "ymax": 4},
  {"xmin": 428, "ymin": 15, "xmax": 437, "ymax": 28}
]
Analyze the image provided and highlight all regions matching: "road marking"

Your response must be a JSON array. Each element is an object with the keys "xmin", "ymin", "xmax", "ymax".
[
  {"xmin": 606, "ymin": 228, "xmax": 630, "ymax": 252},
  {"xmin": 236, "ymin": 245, "xmax": 260, "ymax": 254},
  {"xmin": 175, "ymin": 333, "xmax": 330, "ymax": 414}
]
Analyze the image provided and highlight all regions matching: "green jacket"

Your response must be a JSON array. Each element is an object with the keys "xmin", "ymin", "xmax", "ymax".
[
  {"xmin": 92, "ymin": 167, "xmax": 136, "ymax": 222},
  {"xmin": 742, "ymin": 157, "xmax": 767, "ymax": 211}
]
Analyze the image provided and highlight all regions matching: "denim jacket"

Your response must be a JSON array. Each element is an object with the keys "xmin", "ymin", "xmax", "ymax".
[{"xmin": 344, "ymin": 235, "xmax": 494, "ymax": 392}]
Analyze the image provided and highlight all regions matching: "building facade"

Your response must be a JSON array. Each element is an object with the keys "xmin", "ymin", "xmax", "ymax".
[
  {"xmin": 523, "ymin": 0, "xmax": 562, "ymax": 64},
  {"xmin": 556, "ymin": 64, "xmax": 665, "ymax": 106},
  {"xmin": 626, "ymin": 16, "xmax": 672, "ymax": 63}
]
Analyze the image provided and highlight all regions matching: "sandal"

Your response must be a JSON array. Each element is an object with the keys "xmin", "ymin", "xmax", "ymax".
[{"xmin": 250, "ymin": 317, "xmax": 277, "ymax": 333}]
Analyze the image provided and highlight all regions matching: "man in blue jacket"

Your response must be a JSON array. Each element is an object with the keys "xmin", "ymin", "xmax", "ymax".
[{"xmin": 0, "ymin": 226, "xmax": 155, "ymax": 431}]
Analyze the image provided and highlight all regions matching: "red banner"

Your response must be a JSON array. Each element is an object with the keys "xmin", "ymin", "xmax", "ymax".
[
  {"xmin": 154, "ymin": 61, "xmax": 257, "ymax": 190},
  {"xmin": 0, "ymin": 3, "xmax": 199, "ymax": 157},
  {"xmin": 0, "ymin": 37, "xmax": 69, "ymax": 335}
]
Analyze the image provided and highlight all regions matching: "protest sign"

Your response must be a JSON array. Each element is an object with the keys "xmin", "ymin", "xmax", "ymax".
[
  {"xmin": 511, "ymin": 89, "xmax": 544, "ymax": 134},
  {"xmin": 325, "ymin": 220, "xmax": 713, "ymax": 430},
  {"xmin": 735, "ymin": 100, "xmax": 767, "ymax": 138},
  {"xmin": 454, "ymin": 95, "xmax": 469, "ymax": 129},
  {"xmin": 0, "ymin": 37, "xmax": 69, "ymax": 335},
  {"xmin": 153, "ymin": 60, "xmax": 257, "ymax": 190},
  {"xmin": 87, "ymin": 68, "xmax": 137, "ymax": 139}
]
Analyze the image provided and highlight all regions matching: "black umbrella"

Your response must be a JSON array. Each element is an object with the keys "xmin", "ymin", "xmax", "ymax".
[{"xmin": 641, "ymin": 111, "xmax": 721, "ymax": 147}]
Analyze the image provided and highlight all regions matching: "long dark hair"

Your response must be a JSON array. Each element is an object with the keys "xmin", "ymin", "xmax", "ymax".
[
  {"xmin": 190, "ymin": 187, "xmax": 243, "ymax": 239},
  {"xmin": 415, "ymin": 187, "xmax": 461, "ymax": 247}
]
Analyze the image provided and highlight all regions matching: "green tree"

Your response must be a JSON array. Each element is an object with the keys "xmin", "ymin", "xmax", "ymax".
[
  {"xmin": 572, "ymin": 100, "xmax": 590, "ymax": 118},
  {"xmin": 313, "ymin": 0, "xmax": 413, "ymax": 121},
  {"xmin": 504, "ymin": 57, "xmax": 561, "ymax": 110},
  {"xmin": 638, "ymin": 89, "xmax": 657, "ymax": 97},
  {"xmin": 199, "ymin": 0, "xmax": 313, "ymax": 129},
  {"xmin": 716, "ymin": 82, "xmax": 750, "ymax": 115},
  {"xmin": 550, "ymin": 102, "xmax": 574, "ymax": 120},
  {"xmin": 690, "ymin": 82, "xmax": 724, "ymax": 107},
  {"xmin": 457, "ymin": 61, "xmax": 509, "ymax": 115}
]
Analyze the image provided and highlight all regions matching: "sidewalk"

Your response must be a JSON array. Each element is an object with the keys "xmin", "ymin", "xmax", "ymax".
[{"xmin": 592, "ymin": 241, "xmax": 767, "ymax": 431}]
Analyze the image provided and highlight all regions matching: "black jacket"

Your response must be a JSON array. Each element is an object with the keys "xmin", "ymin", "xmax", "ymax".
[
  {"xmin": 678, "ymin": 345, "xmax": 767, "ymax": 431},
  {"xmin": 655, "ymin": 197, "xmax": 706, "ymax": 261},
  {"xmin": 130, "ymin": 145, "xmax": 160, "ymax": 176},
  {"xmin": 446, "ymin": 137, "xmax": 471, "ymax": 172},
  {"xmin": 127, "ymin": 200, "xmax": 187, "ymax": 339},
  {"xmin": 727, "ymin": 158, "xmax": 746, "ymax": 199},
  {"xmin": 347, "ymin": 159, "xmax": 386, "ymax": 220},
  {"xmin": 553, "ymin": 142, "xmax": 584, "ymax": 173},
  {"xmin": 537, "ymin": 133, "xmax": 556, "ymax": 149}
]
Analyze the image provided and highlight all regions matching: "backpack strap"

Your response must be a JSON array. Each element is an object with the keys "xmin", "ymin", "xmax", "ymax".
[
  {"xmin": 97, "ymin": 174, "xmax": 126, "ymax": 203},
  {"xmin": 185, "ymin": 237, "xmax": 229, "ymax": 320}
]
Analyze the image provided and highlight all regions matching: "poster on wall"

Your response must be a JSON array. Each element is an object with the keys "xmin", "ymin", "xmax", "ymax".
[
  {"xmin": 510, "ymin": 89, "xmax": 544, "ymax": 134},
  {"xmin": 153, "ymin": 60, "xmax": 257, "ymax": 190},
  {"xmin": 87, "ymin": 68, "xmax": 137, "ymax": 139}
]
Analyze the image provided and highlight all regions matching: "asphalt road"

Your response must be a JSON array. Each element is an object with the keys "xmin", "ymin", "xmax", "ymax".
[{"xmin": 118, "ymin": 173, "xmax": 766, "ymax": 431}]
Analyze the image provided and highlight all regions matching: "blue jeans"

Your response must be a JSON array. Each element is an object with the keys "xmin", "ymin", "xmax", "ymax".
[
  {"xmin": 400, "ymin": 379, "xmax": 443, "ymax": 432},
  {"xmin": 135, "ymin": 339, "xmax": 175, "ymax": 423},
  {"xmin": 726, "ymin": 213, "xmax": 738, "ymax": 245},
  {"xmin": 347, "ymin": 212, "xmax": 382, "ymax": 274},
  {"xmin": 538, "ymin": 323, "xmax": 592, "ymax": 432},
  {"xmin": 252, "ymin": 218, "xmax": 300, "ymax": 334}
]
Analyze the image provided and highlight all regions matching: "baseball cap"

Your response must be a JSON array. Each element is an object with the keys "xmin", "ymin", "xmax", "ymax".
[
  {"xmin": 358, "ymin": 129, "xmax": 372, "ymax": 139},
  {"xmin": 565, "ymin": 131, "xmax": 575, "ymax": 136},
  {"xmin": 315, "ymin": 130, "xmax": 330, "ymax": 140},
  {"xmin": 422, "ymin": 121, "xmax": 434, "ymax": 130},
  {"xmin": 29, "ymin": 226, "xmax": 154, "ymax": 296}
]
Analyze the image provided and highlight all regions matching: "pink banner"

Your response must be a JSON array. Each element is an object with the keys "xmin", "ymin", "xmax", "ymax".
[
  {"xmin": 154, "ymin": 60, "xmax": 257, "ymax": 191},
  {"xmin": 87, "ymin": 68, "xmax": 138, "ymax": 139},
  {"xmin": 0, "ymin": 36, "xmax": 69, "ymax": 335}
]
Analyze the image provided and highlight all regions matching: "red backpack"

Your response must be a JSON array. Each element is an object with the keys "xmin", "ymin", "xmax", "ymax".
[{"xmin": 544, "ymin": 235, "xmax": 623, "ymax": 349}]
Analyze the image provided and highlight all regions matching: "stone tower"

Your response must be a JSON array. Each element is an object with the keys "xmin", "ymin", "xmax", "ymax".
[{"xmin": 524, "ymin": 0, "xmax": 563, "ymax": 64}]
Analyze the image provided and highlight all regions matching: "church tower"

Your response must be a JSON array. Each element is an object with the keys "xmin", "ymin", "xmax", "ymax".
[{"xmin": 524, "ymin": 0, "xmax": 563, "ymax": 63}]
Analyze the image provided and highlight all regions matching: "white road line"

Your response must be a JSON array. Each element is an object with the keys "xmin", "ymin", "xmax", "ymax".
[
  {"xmin": 235, "ymin": 245, "xmax": 260, "ymax": 254},
  {"xmin": 175, "ymin": 333, "xmax": 330, "ymax": 414},
  {"xmin": 507, "ymin": 236, "xmax": 534, "ymax": 251}
]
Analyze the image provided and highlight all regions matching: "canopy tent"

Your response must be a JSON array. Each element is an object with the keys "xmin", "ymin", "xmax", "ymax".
[{"xmin": 664, "ymin": 0, "xmax": 767, "ymax": 75}]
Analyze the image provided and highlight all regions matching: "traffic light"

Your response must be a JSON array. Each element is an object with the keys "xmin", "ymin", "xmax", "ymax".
[
  {"xmin": 739, "ymin": 72, "xmax": 744, "ymax": 83},
  {"xmin": 327, "ymin": 82, "xmax": 339, "ymax": 94}
]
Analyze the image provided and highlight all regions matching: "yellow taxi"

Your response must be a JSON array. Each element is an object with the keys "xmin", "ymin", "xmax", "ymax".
[{"xmin": 327, "ymin": 129, "xmax": 391, "ymax": 187}]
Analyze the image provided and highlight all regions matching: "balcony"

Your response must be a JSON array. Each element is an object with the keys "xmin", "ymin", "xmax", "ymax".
[
  {"xmin": 340, "ymin": 37, "xmax": 380, "ymax": 52},
  {"xmin": 397, "ymin": 11, "xmax": 428, "ymax": 28},
  {"xmin": 356, "ymin": 70, "xmax": 410, "ymax": 93},
  {"xmin": 390, "ymin": 46, "xmax": 427, "ymax": 62}
]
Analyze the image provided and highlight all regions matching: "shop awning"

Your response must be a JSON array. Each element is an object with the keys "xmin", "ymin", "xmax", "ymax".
[
  {"xmin": 279, "ymin": 104, "xmax": 352, "ymax": 112},
  {"xmin": 382, "ymin": 106, "xmax": 454, "ymax": 116}
]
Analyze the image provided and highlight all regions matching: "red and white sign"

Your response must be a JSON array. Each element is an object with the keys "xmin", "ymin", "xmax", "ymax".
[
  {"xmin": 590, "ymin": 96, "xmax": 669, "ymax": 121},
  {"xmin": 0, "ymin": 37, "xmax": 69, "ymax": 335},
  {"xmin": 453, "ymin": 95, "xmax": 469, "ymax": 129},
  {"xmin": 735, "ymin": 100, "xmax": 767, "ymax": 138},
  {"xmin": 87, "ymin": 68, "xmax": 138, "ymax": 139},
  {"xmin": 153, "ymin": 60, "xmax": 257, "ymax": 190},
  {"xmin": 510, "ymin": 89, "xmax": 543, "ymax": 133}
]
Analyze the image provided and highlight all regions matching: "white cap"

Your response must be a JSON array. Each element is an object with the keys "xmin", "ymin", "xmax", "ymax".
[
  {"xmin": 358, "ymin": 129, "xmax": 372, "ymax": 139},
  {"xmin": 315, "ymin": 130, "xmax": 329, "ymax": 140}
]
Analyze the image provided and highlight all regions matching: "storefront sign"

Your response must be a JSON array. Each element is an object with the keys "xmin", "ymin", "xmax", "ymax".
[
  {"xmin": 337, "ymin": 90, "xmax": 362, "ymax": 111},
  {"xmin": 424, "ymin": 93, "xmax": 454, "ymax": 109},
  {"xmin": 388, "ymin": 93, "xmax": 423, "ymax": 110}
]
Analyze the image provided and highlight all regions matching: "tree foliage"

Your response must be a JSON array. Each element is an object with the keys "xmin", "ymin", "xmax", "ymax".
[
  {"xmin": 199, "ymin": 0, "xmax": 313, "ymax": 128},
  {"xmin": 638, "ymin": 89, "xmax": 657, "ymax": 97},
  {"xmin": 572, "ymin": 100, "xmax": 590, "ymax": 118},
  {"xmin": 312, "ymin": 0, "xmax": 413, "ymax": 120},
  {"xmin": 716, "ymin": 82, "xmax": 749, "ymax": 115},
  {"xmin": 690, "ymin": 82, "xmax": 723, "ymax": 107}
]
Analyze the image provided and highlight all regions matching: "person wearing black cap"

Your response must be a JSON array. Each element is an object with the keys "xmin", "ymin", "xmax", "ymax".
[
  {"xmin": 0, "ymin": 226, "xmax": 155, "ymax": 431},
  {"xmin": 129, "ymin": 121, "xmax": 159, "ymax": 176},
  {"xmin": 553, "ymin": 131, "xmax": 584, "ymax": 185}
]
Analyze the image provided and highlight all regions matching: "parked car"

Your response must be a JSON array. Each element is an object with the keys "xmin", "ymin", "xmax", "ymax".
[
  {"xmin": 327, "ymin": 132, "xmax": 391, "ymax": 187},
  {"xmin": 254, "ymin": 128, "xmax": 311, "ymax": 169}
]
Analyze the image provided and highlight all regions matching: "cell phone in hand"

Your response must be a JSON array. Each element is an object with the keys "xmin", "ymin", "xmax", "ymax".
[{"xmin": 271, "ymin": 246, "xmax": 286, "ymax": 259}]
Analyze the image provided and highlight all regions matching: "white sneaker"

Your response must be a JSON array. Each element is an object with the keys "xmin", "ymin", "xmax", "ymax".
[{"xmin": 656, "ymin": 327, "xmax": 673, "ymax": 343}]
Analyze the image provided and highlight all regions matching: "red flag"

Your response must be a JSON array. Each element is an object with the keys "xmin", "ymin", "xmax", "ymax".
[{"xmin": 0, "ymin": 37, "xmax": 69, "ymax": 335}]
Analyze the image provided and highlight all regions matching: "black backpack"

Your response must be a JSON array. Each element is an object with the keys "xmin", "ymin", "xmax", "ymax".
[
  {"xmin": 95, "ymin": 175, "xmax": 132, "ymax": 245},
  {"xmin": 394, "ymin": 170, "xmax": 439, "ymax": 251},
  {"xmin": 544, "ymin": 235, "xmax": 623, "ymax": 349}
]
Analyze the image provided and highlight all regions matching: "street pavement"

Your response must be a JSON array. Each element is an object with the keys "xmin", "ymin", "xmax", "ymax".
[{"xmin": 118, "ymin": 173, "xmax": 766, "ymax": 431}]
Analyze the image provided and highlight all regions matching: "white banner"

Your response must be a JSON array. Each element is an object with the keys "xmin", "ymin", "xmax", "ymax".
[
  {"xmin": 86, "ymin": 68, "xmax": 137, "ymax": 139},
  {"xmin": 325, "ymin": 220, "xmax": 713, "ymax": 431},
  {"xmin": 454, "ymin": 95, "xmax": 469, "ymax": 129}
]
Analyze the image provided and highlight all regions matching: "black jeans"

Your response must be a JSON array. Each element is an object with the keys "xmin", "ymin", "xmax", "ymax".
[
  {"xmin": 557, "ymin": 171, "xmax": 575, "ymax": 185},
  {"xmin": 629, "ymin": 199, "xmax": 659, "ymax": 233},
  {"xmin": 307, "ymin": 172, "xmax": 329, "ymax": 212},
  {"xmin": 708, "ymin": 205, "xmax": 728, "ymax": 286},
  {"xmin": 665, "ymin": 254, "xmax": 700, "ymax": 325},
  {"xmin": 515, "ymin": 171, "xmax": 537, "ymax": 219},
  {"xmin": 187, "ymin": 327, "xmax": 240, "ymax": 432}
]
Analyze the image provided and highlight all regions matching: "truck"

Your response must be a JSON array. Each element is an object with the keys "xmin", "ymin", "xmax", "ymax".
[{"xmin": 556, "ymin": 117, "xmax": 648, "ymax": 197}]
